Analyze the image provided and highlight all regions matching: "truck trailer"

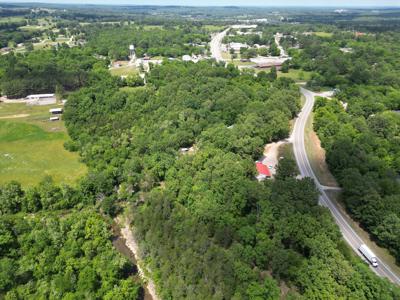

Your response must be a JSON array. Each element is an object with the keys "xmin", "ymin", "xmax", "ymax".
[{"xmin": 359, "ymin": 244, "xmax": 378, "ymax": 267}]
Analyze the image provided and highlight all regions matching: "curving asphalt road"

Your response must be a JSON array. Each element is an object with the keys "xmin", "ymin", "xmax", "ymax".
[
  {"xmin": 210, "ymin": 29, "xmax": 400, "ymax": 284},
  {"xmin": 294, "ymin": 88, "xmax": 400, "ymax": 285}
]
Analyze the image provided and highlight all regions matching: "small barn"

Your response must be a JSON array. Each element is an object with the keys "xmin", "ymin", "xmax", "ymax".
[
  {"xmin": 49, "ymin": 108, "xmax": 63, "ymax": 115},
  {"xmin": 255, "ymin": 161, "xmax": 271, "ymax": 181}
]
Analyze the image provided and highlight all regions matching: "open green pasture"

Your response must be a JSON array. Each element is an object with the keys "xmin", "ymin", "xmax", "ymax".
[{"xmin": 0, "ymin": 103, "xmax": 86, "ymax": 187}]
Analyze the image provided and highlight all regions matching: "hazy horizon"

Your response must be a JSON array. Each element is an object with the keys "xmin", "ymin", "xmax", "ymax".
[{"xmin": 2, "ymin": 0, "xmax": 400, "ymax": 7}]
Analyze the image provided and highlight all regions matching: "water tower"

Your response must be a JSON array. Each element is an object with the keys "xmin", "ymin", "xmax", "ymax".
[{"xmin": 129, "ymin": 44, "xmax": 136, "ymax": 60}]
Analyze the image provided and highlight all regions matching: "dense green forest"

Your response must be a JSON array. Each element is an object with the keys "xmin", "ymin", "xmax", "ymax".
[
  {"xmin": 290, "ymin": 31, "xmax": 400, "ymax": 89},
  {"xmin": 0, "ymin": 48, "xmax": 103, "ymax": 98},
  {"xmin": 84, "ymin": 25, "xmax": 210, "ymax": 59},
  {"xmin": 0, "ymin": 179, "xmax": 141, "ymax": 299},
  {"xmin": 62, "ymin": 60, "xmax": 400, "ymax": 299},
  {"xmin": 0, "ymin": 20, "xmax": 32, "ymax": 48}
]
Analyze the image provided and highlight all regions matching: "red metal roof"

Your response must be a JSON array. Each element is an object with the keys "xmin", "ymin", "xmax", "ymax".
[{"xmin": 256, "ymin": 162, "xmax": 271, "ymax": 177}]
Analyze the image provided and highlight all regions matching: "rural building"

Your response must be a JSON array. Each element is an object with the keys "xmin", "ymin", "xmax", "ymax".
[
  {"xmin": 255, "ymin": 161, "xmax": 271, "ymax": 181},
  {"xmin": 182, "ymin": 55, "xmax": 192, "ymax": 62},
  {"xmin": 49, "ymin": 116, "xmax": 60, "ymax": 121},
  {"xmin": 340, "ymin": 47, "xmax": 353, "ymax": 53},
  {"xmin": 49, "ymin": 108, "xmax": 63, "ymax": 114},
  {"xmin": 229, "ymin": 42, "xmax": 249, "ymax": 52},
  {"xmin": 26, "ymin": 93, "xmax": 55, "ymax": 100},
  {"xmin": 231, "ymin": 24, "xmax": 257, "ymax": 29},
  {"xmin": 252, "ymin": 56, "xmax": 290, "ymax": 69},
  {"xmin": 182, "ymin": 54, "xmax": 202, "ymax": 63},
  {"xmin": 255, "ymin": 62, "xmax": 283, "ymax": 69},
  {"xmin": 26, "ymin": 93, "xmax": 56, "ymax": 105}
]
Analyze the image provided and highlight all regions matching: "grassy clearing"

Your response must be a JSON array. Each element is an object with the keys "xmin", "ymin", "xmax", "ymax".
[
  {"xmin": 233, "ymin": 60, "xmax": 256, "ymax": 67},
  {"xmin": 314, "ymin": 32, "xmax": 333, "ymax": 38},
  {"xmin": 0, "ymin": 103, "xmax": 63, "ymax": 131},
  {"xmin": 221, "ymin": 51, "xmax": 232, "ymax": 60},
  {"xmin": 19, "ymin": 25, "xmax": 49, "ymax": 31},
  {"xmin": 109, "ymin": 65, "xmax": 138, "ymax": 77},
  {"xmin": 278, "ymin": 143, "xmax": 300, "ymax": 173},
  {"xmin": 278, "ymin": 69, "xmax": 312, "ymax": 81},
  {"xmin": 142, "ymin": 25, "xmax": 164, "ymax": 30},
  {"xmin": 325, "ymin": 190, "xmax": 400, "ymax": 275},
  {"xmin": 119, "ymin": 86, "xmax": 146, "ymax": 93},
  {"xmin": 279, "ymin": 143, "xmax": 294, "ymax": 160},
  {"xmin": 56, "ymin": 37, "xmax": 70, "ymax": 43},
  {"xmin": 300, "ymin": 94, "xmax": 306, "ymax": 106},
  {"xmin": 0, "ymin": 103, "xmax": 86, "ymax": 187},
  {"xmin": 33, "ymin": 41, "xmax": 54, "ymax": 50},
  {"xmin": 304, "ymin": 110, "xmax": 338, "ymax": 187},
  {"xmin": 0, "ymin": 16, "xmax": 25, "ymax": 23}
]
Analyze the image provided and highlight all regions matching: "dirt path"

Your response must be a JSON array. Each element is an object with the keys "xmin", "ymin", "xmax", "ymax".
[
  {"xmin": 0, "ymin": 113, "xmax": 30, "ymax": 119},
  {"xmin": 262, "ymin": 140, "xmax": 288, "ymax": 177},
  {"xmin": 116, "ymin": 216, "xmax": 160, "ymax": 300}
]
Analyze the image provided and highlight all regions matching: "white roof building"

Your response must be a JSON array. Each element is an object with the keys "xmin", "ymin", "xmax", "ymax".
[
  {"xmin": 182, "ymin": 55, "xmax": 200, "ymax": 63},
  {"xmin": 26, "ymin": 93, "xmax": 55, "ymax": 100},
  {"xmin": 182, "ymin": 55, "xmax": 192, "ymax": 62},
  {"xmin": 229, "ymin": 42, "xmax": 249, "ymax": 52},
  {"xmin": 340, "ymin": 47, "xmax": 353, "ymax": 53},
  {"xmin": 231, "ymin": 24, "xmax": 257, "ymax": 29},
  {"xmin": 49, "ymin": 108, "xmax": 63, "ymax": 114}
]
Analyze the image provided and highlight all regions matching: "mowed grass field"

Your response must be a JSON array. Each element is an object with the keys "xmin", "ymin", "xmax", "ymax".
[
  {"xmin": 278, "ymin": 69, "xmax": 312, "ymax": 81},
  {"xmin": 0, "ymin": 16, "xmax": 26, "ymax": 23},
  {"xmin": 0, "ymin": 103, "xmax": 87, "ymax": 187},
  {"xmin": 313, "ymin": 31, "xmax": 333, "ymax": 38},
  {"xmin": 109, "ymin": 64, "xmax": 138, "ymax": 77}
]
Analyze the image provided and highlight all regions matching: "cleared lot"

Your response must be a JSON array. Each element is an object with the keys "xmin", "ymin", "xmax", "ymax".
[{"xmin": 0, "ymin": 103, "xmax": 86, "ymax": 186}]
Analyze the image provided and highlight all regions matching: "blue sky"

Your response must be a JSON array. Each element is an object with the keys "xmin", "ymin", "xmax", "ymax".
[{"xmin": 4, "ymin": 0, "xmax": 400, "ymax": 6}]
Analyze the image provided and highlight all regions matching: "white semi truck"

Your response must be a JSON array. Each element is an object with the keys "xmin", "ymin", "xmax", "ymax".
[{"xmin": 359, "ymin": 244, "xmax": 378, "ymax": 267}]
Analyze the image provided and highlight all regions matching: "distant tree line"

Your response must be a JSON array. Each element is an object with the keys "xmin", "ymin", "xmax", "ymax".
[
  {"xmin": 84, "ymin": 24, "xmax": 210, "ymax": 60},
  {"xmin": 0, "ymin": 48, "xmax": 103, "ymax": 98}
]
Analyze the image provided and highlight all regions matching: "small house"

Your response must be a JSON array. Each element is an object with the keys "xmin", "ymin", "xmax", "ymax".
[{"xmin": 256, "ymin": 161, "xmax": 271, "ymax": 181}]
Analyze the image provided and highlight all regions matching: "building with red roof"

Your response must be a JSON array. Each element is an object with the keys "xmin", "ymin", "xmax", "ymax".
[{"xmin": 256, "ymin": 161, "xmax": 271, "ymax": 181}]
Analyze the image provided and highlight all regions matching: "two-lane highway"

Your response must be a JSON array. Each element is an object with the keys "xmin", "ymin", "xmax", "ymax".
[
  {"xmin": 210, "ymin": 28, "xmax": 229, "ymax": 62},
  {"xmin": 210, "ymin": 27, "xmax": 400, "ymax": 284},
  {"xmin": 294, "ymin": 87, "xmax": 400, "ymax": 285}
]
